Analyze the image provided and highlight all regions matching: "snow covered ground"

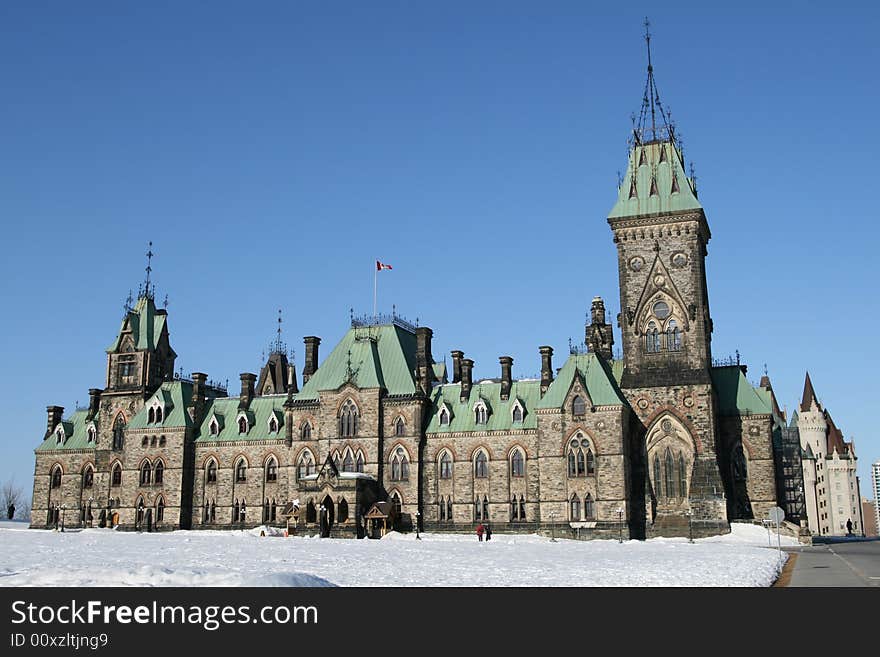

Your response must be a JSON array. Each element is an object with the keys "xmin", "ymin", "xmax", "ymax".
[{"xmin": 0, "ymin": 520, "xmax": 796, "ymax": 587}]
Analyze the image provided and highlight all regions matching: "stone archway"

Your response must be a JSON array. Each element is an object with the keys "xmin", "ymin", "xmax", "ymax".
[
  {"xmin": 645, "ymin": 412, "xmax": 696, "ymax": 521},
  {"xmin": 320, "ymin": 495, "xmax": 335, "ymax": 537}
]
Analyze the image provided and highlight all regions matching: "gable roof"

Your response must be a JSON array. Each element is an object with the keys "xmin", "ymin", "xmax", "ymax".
[
  {"xmin": 536, "ymin": 353, "xmax": 628, "ymax": 409},
  {"xmin": 195, "ymin": 395, "xmax": 287, "ymax": 442},
  {"xmin": 106, "ymin": 295, "xmax": 174, "ymax": 355},
  {"xmin": 128, "ymin": 381, "xmax": 194, "ymax": 429},
  {"xmin": 427, "ymin": 380, "xmax": 542, "ymax": 433},
  {"xmin": 36, "ymin": 409, "xmax": 93, "ymax": 452},
  {"xmin": 296, "ymin": 324, "xmax": 423, "ymax": 400},
  {"xmin": 608, "ymin": 139, "xmax": 702, "ymax": 220},
  {"xmin": 710, "ymin": 366, "xmax": 772, "ymax": 416}
]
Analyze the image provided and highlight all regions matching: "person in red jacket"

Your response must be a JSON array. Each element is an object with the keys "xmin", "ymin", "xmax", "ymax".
[{"xmin": 476, "ymin": 523, "xmax": 485, "ymax": 542}]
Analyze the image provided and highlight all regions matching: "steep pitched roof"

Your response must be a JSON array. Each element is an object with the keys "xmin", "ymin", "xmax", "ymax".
[
  {"xmin": 608, "ymin": 140, "xmax": 702, "ymax": 220},
  {"xmin": 536, "ymin": 353, "xmax": 628, "ymax": 409},
  {"xmin": 128, "ymin": 381, "xmax": 194, "ymax": 429},
  {"xmin": 105, "ymin": 295, "xmax": 174, "ymax": 355},
  {"xmin": 296, "ymin": 324, "xmax": 422, "ymax": 401},
  {"xmin": 36, "ymin": 409, "xmax": 94, "ymax": 452},
  {"xmin": 800, "ymin": 372, "xmax": 820, "ymax": 413},
  {"xmin": 824, "ymin": 412, "xmax": 849, "ymax": 457},
  {"xmin": 426, "ymin": 381, "xmax": 541, "ymax": 433},
  {"xmin": 710, "ymin": 366, "xmax": 772, "ymax": 416},
  {"xmin": 195, "ymin": 395, "xmax": 287, "ymax": 443}
]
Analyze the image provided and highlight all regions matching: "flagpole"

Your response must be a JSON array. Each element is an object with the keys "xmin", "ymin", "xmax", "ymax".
[{"xmin": 373, "ymin": 262, "xmax": 377, "ymax": 317}]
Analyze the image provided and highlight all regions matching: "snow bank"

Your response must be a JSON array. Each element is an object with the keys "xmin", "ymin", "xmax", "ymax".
[{"xmin": 0, "ymin": 523, "xmax": 788, "ymax": 588}]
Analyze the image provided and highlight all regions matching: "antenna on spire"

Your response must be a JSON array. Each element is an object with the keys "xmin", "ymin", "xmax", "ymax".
[
  {"xmin": 635, "ymin": 18, "xmax": 674, "ymax": 145},
  {"xmin": 144, "ymin": 241, "xmax": 154, "ymax": 299}
]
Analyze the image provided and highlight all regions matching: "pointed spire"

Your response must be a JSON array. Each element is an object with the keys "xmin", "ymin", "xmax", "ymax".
[
  {"xmin": 636, "ymin": 17, "xmax": 674, "ymax": 144},
  {"xmin": 800, "ymin": 371, "xmax": 820, "ymax": 413},
  {"xmin": 143, "ymin": 241, "xmax": 154, "ymax": 300}
]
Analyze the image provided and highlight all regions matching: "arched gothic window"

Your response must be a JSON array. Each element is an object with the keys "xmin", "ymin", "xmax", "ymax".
[
  {"xmin": 209, "ymin": 419, "xmax": 219, "ymax": 436},
  {"xmin": 475, "ymin": 404, "xmax": 488, "ymax": 425},
  {"xmin": 156, "ymin": 407, "xmax": 163, "ymax": 423},
  {"xmin": 667, "ymin": 319, "xmax": 682, "ymax": 351},
  {"xmin": 512, "ymin": 403, "xmax": 524, "ymax": 423},
  {"xmin": 112, "ymin": 415, "xmax": 126, "ymax": 450},
  {"xmin": 570, "ymin": 495, "xmax": 581, "ymax": 521},
  {"xmin": 356, "ymin": 452, "xmax": 364, "ymax": 473},
  {"xmin": 395, "ymin": 417, "xmax": 405, "ymax": 437},
  {"xmin": 266, "ymin": 458, "xmax": 277, "ymax": 482},
  {"xmin": 511, "ymin": 449, "xmax": 524, "ymax": 477},
  {"xmin": 140, "ymin": 461, "xmax": 151, "ymax": 485},
  {"xmin": 301, "ymin": 422, "xmax": 311, "ymax": 440},
  {"xmin": 584, "ymin": 493, "xmax": 595, "ymax": 520},
  {"xmin": 585, "ymin": 449, "xmax": 595, "ymax": 475},
  {"xmin": 148, "ymin": 407, "xmax": 155, "ymax": 424},
  {"xmin": 439, "ymin": 408, "xmax": 450, "ymax": 426},
  {"xmin": 238, "ymin": 417, "xmax": 248, "ymax": 435},
  {"xmin": 269, "ymin": 416, "xmax": 278, "ymax": 433},
  {"xmin": 572, "ymin": 395, "xmax": 586, "ymax": 416},
  {"xmin": 391, "ymin": 448, "xmax": 409, "ymax": 481},
  {"xmin": 678, "ymin": 453, "xmax": 687, "ymax": 497},
  {"xmin": 235, "ymin": 459, "xmax": 247, "ymax": 483},
  {"xmin": 664, "ymin": 448, "xmax": 676, "ymax": 498},
  {"xmin": 646, "ymin": 321, "xmax": 661, "ymax": 353},
  {"xmin": 338, "ymin": 498, "xmax": 349, "ymax": 524},
  {"xmin": 50, "ymin": 466, "xmax": 62, "ymax": 489},
  {"xmin": 154, "ymin": 461, "xmax": 164, "ymax": 484},
  {"xmin": 439, "ymin": 452, "xmax": 452, "ymax": 479},
  {"xmin": 339, "ymin": 400, "xmax": 359, "ymax": 438},
  {"xmin": 342, "ymin": 451, "xmax": 354, "ymax": 473},
  {"xmin": 111, "ymin": 463, "xmax": 122, "ymax": 487},
  {"xmin": 567, "ymin": 437, "xmax": 592, "ymax": 477},
  {"xmin": 156, "ymin": 498, "xmax": 165, "ymax": 522},
  {"xmin": 474, "ymin": 451, "xmax": 488, "ymax": 478},
  {"xmin": 206, "ymin": 460, "xmax": 217, "ymax": 484},
  {"xmin": 82, "ymin": 466, "xmax": 94, "ymax": 489},
  {"xmin": 653, "ymin": 457, "xmax": 662, "ymax": 498},
  {"xmin": 298, "ymin": 453, "xmax": 314, "ymax": 479}
]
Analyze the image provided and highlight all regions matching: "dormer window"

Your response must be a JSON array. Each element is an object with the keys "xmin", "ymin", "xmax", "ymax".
[
  {"xmin": 238, "ymin": 416, "xmax": 248, "ymax": 435},
  {"xmin": 474, "ymin": 401, "xmax": 488, "ymax": 425},
  {"xmin": 511, "ymin": 400, "xmax": 525, "ymax": 424},
  {"xmin": 439, "ymin": 407, "xmax": 450, "ymax": 426},
  {"xmin": 87, "ymin": 426, "xmax": 96, "ymax": 443},
  {"xmin": 148, "ymin": 407, "xmax": 155, "ymax": 424},
  {"xmin": 155, "ymin": 406, "xmax": 163, "ymax": 423},
  {"xmin": 55, "ymin": 428, "xmax": 64, "ymax": 445},
  {"xmin": 209, "ymin": 418, "xmax": 219, "ymax": 436},
  {"xmin": 268, "ymin": 416, "xmax": 279, "ymax": 434}
]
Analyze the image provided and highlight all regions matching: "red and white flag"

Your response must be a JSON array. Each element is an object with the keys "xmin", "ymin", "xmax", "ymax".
[{"xmin": 376, "ymin": 260, "xmax": 393, "ymax": 271}]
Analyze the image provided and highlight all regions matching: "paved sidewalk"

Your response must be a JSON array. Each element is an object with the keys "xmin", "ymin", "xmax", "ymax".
[{"xmin": 783, "ymin": 538, "xmax": 880, "ymax": 587}]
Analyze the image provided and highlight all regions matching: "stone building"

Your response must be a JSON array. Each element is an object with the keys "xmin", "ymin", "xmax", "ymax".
[{"xmin": 31, "ymin": 36, "xmax": 784, "ymax": 540}]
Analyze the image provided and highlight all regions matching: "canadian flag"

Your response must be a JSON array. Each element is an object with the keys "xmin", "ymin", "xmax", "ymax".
[{"xmin": 376, "ymin": 260, "xmax": 393, "ymax": 271}]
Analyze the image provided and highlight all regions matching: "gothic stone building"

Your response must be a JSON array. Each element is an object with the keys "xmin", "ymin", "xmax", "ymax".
[{"xmin": 31, "ymin": 60, "xmax": 782, "ymax": 540}]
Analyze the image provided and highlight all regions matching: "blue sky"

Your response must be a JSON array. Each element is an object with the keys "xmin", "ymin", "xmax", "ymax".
[{"xmin": 1, "ymin": 2, "xmax": 878, "ymax": 499}]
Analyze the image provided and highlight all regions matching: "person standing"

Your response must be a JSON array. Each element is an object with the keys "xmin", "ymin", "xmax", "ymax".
[
  {"xmin": 476, "ymin": 523, "xmax": 484, "ymax": 542},
  {"xmin": 485, "ymin": 523, "xmax": 492, "ymax": 541},
  {"xmin": 846, "ymin": 518, "xmax": 853, "ymax": 536}
]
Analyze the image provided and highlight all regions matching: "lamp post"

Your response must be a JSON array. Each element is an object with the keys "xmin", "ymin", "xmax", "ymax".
[
  {"xmin": 685, "ymin": 508, "xmax": 694, "ymax": 543},
  {"xmin": 549, "ymin": 511, "xmax": 557, "ymax": 542},
  {"xmin": 616, "ymin": 507, "xmax": 624, "ymax": 543},
  {"xmin": 415, "ymin": 511, "xmax": 421, "ymax": 540},
  {"xmin": 318, "ymin": 505, "xmax": 325, "ymax": 538}
]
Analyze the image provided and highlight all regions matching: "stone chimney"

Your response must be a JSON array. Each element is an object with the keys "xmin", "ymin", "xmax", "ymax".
[
  {"xmin": 460, "ymin": 359, "xmax": 474, "ymax": 403},
  {"xmin": 87, "ymin": 389, "xmax": 103, "ymax": 421},
  {"xmin": 586, "ymin": 296, "xmax": 615, "ymax": 361},
  {"xmin": 238, "ymin": 373, "xmax": 257, "ymax": 410},
  {"xmin": 451, "ymin": 350, "xmax": 464, "ymax": 384},
  {"xmin": 191, "ymin": 372, "xmax": 207, "ymax": 424},
  {"xmin": 287, "ymin": 362, "xmax": 299, "ymax": 395},
  {"xmin": 415, "ymin": 327, "xmax": 434, "ymax": 396},
  {"xmin": 46, "ymin": 406, "xmax": 64, "ymax": 439},
  {"xmin": 303, "ymin": 336, "xmax": 321, "ymax": 384},
  {"xmin": 499, "ymin": 356, "xmax": 513, "ymax": 401},
  {"xmin": 539, "ymin": 346, "xmax": 554, "ymax": 396}
]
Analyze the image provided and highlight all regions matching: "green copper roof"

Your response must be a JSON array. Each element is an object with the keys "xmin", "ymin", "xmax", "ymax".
[
  {"xmin": 426, "ymin": 381, "xmax": 541, "ymax": 433},
  {"xmin": 536, "ymin": 353, "xmax": 628, "ymax": 409},
  {"xmin": 106, "ymin": 295, "xmax": 170, "ymax": 354},
  {"xmin": 608, "ymin": 140, "xmax": 702, "ymax": 219},
  {"xmin": 710, "ymin": 366, "xmax": 772, "ymax": 416},
  {"xmin": 610, "ymin": 359, "xmax": 624, "ymax": 385},
  {"xmin": 36, "ymin": 409, "xmax": 94, "ymax": 452},
  {"xmin": 128, "ymin": 381, "xmax": 194, "ymax": 429},
  {"xmin": 297, "ymin": 324, "xmax": 420, "ymax": 400},
  {"xmin": 195, "ymin": 395, "xmax": 288, "ymax": 443}
]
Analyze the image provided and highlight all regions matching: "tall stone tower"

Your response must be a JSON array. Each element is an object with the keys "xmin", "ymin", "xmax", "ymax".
[{"xmin": 607, "ymin": 22, "xmax": 726, "ymax": 536}]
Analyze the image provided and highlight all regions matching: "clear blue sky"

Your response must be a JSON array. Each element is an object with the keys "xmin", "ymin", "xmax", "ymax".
[{"xmin": 2, "ymin": 2, "xmax": 878, "ymax": 499}]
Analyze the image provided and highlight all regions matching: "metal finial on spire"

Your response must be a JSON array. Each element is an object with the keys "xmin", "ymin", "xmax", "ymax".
[
  {"xmin": 144, "ymin": 241, "xmax": 154, "ymax": 298},
  {"xmin": 276, "ymin": 308, "xmax": 283, "ymax": 352},
  {"xmin": 634, "ymin": 18, "xmax": 674, "ymax": 145},
  {"xmin": 163, "ymin": 294, "xmax": 169, "ymax": 310}
]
